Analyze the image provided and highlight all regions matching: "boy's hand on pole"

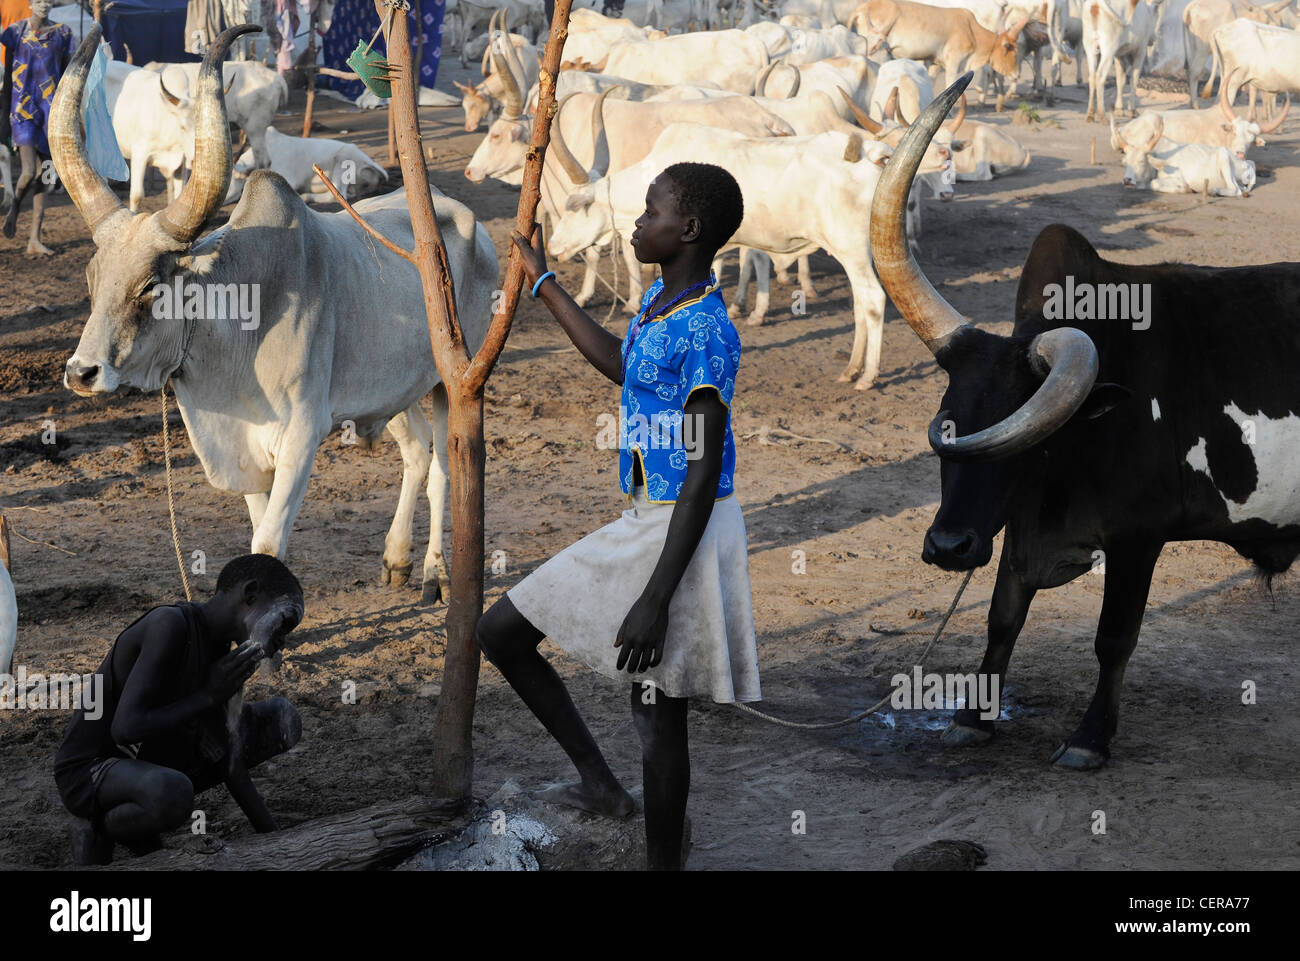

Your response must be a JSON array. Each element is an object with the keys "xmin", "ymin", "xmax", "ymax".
[{"xmin": 510, "ymin": 223, "xmax": 548, "ymax": 286}]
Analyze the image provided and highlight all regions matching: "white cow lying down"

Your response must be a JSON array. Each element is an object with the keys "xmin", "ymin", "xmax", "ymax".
[
  {"xmin": 224, "ymin": 127, "xmax": 388, "ymax": 205},
  {"xmin": 1112, "ymin": 116, "xmax": 1256, "ymax": 195}
]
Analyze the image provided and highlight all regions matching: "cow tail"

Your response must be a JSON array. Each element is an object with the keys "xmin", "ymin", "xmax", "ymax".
[
  {"xmin": 278, "ymin": 73, "xmax": 290, "ymax": 110},
  {"xmin": 1202, "ymin": 33, "xmax": 1220, "ymax": 101}
]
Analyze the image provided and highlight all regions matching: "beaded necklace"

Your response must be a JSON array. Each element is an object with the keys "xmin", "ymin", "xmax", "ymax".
[{"xmin": 621, "ymin": 272, "xmax": 716, "ymax": 382}]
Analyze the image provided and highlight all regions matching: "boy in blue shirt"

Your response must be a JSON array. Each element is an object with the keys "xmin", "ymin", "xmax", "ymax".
[{"xmin": 479, "ymin": 163, "xmax": 758, "ymax": 870}]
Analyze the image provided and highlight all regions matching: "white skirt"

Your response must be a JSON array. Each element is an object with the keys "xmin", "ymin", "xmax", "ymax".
[{"xmin": 507, "ymin": 488, "xmax": 761, "ymax": 704}]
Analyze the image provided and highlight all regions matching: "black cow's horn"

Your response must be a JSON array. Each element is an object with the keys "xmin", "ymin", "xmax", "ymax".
[
  {"xmin": 156, "ymin": 23, "xmax": 261, "ymax": 245},
  {"xmin": 48, "ymin": 26, "xmax": 127, "ymax": 238},
  {"xmin": 926, "ymin": 327, "xmax": 1099, "ymax": 461},
  {"xmin": 869, "ymin": 73, "xmax": 972, "ymax": 351}
]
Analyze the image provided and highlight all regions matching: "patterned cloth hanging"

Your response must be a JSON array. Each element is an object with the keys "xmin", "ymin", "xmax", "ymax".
[{"xmin": 322, "ymin": 0, "xmax": 443, "ymax": 99}]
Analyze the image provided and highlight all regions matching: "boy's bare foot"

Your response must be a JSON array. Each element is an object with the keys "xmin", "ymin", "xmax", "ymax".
[
  {"xmin": 70, "ymin": 818, "xmax": 114, "ymax": 866},
  {"xmin": 25, "ymin": 239, "xmax": 54, "ymax": 257},
  {"xmin": 534, "ymin": 780, "xmax": 637, "ymax": 819}
]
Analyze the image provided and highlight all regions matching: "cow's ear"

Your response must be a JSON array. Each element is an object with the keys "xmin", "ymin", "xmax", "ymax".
[
  {"xmin": 1221, "ymin": 123, "xmax": 1234, "ymax": 132},
  {"xmin": 1076, "ymin": 382, "xmax": 1131, "ymax": 420},
  {"xmin": 951, "ymin": 139, "xmax": 968, "ymax": 152}
]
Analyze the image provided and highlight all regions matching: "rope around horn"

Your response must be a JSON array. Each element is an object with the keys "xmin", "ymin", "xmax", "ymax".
[
  {"xmin": 163, "ymin": 381, "xmax": 193, "ymax": 602},
  {"xmin": 731, "ymin": 569, "xmax": 974, "ymax": 730}
]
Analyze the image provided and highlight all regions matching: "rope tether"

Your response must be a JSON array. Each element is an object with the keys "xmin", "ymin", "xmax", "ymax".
[{"xmin": 731, "ymin": 569, "xmax": 975, "ymax": 730}]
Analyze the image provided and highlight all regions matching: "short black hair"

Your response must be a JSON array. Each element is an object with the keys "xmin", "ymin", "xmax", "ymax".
[
  {"xmin": 660, "ymin": 163, "xmax": 744, "ymax": 254},
  {"xmin": 215, "ymin": 554, "xmax": 303, "ymax": 601}
]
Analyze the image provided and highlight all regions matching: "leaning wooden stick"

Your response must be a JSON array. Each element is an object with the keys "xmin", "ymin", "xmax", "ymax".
[
  {"xmin": 337, "ymin": 0, "xmax": 574, "ymax": 800},
  {"xmin": 0, "ymin": 515, "xmax": 10, "ymax": 571}
]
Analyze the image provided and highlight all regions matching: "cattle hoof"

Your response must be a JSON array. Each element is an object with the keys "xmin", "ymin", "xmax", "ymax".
[
  {"xmin": 420, "ymin": 579, "xmax": 443, "ymax": 606},
  {"xmin": 802, "ymin": 287, "xmax": 819, "ymax": 302},
  {"xmin": 381, "ymin": 560, "xmax": 413, "ymax": 587},
  {"xmin": 746, "ymin": 312, "xmax": 766, "ymax": 327},
  {"xmin": 1049, "ymin": 740, "xmax": 1108, "ymax": 770},
  {"xmin": 941, "ymin": 721, "xmax": 994, "ymax": 747}
]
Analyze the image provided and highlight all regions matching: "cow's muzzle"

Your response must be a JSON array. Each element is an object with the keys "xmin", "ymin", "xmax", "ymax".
[
  {"xmin": 922, "ymin": 527, "xmax": 989, "ymax": 570},
  {"xmin": 64, "ymin": 358, "xmax": 114, "ymax": 395}
]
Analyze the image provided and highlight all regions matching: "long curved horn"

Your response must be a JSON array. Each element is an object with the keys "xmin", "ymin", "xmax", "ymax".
[
  {"xmin": 159, "ymin": 72, "xmax": 184, "ymax": 107},
  {"xmin": 944, "ymin": 92, "xmax": 966, "ymax": 133},
  {"xmin": 884, "ymin": 86, "xmax": 900, "ymax": 124},
  {"xmin": 549, "ymin": 93, "xmax": 590, "ymax": 185},
  {"xmin": 156, "ymin": 24, "xmax": 261, "ymax": 245},
  {"xmin": 783, "ymin": 64, "xmax": 800, "ymax": 97},
  {"xmin": 589, "ymin": 83, "xmax": 620, "ymax": 167},
  {"xmin": 492, "ymin": 18, "xmax": 523, "ymax": 119},
  {"xmin": 501, "ymin": 11, "xmax": 530, "ymax": 109},
  {"xmin": 755, "ymin": 61, "xmax": 776, "ymax": 97},
  {"xmin": 481, "ymin": 9, "xmax": 497, "ymax": 77},
  {"xmin": 839, "ymin": 86, "xmax": 883, "ymax": 133},
  {"xmin": 48, "ymin": 26, "xmax": 126, "ymax": 238},
  {"xmin": 1142, "ymin": 115, "xmax": 1163, "ymax": 154},
  {"xmin": 925, "ymin": 327, "xmax": 1100, "ymax": 460},
  {"xmin": 1259, "ymin": 92, "xmax": 1290, "ymax": 133},
  {"xmin": 1110, "ymin": 114, "xmax": 1128, "ymax": 151},
  {"xmin": 1219, "ymin": 71, "xmax": 1237, "ymax": 122},
  {"xmin": 868, "ymin": 73, "xmax": 972, "ymax": 351}
]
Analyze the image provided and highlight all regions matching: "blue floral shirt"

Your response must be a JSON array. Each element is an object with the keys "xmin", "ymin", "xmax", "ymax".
[{"xmin": 618, "ymin": 277, "xmax": 741, "ymax": 502}]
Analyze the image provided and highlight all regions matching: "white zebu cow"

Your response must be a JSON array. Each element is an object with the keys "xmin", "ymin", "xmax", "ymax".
[
  {"xmin": 779, "ymin": 0, "xmax": 867, "ymax": 25},
  {"xmin": 1112, "ymin": 115, "xmax": 1257, "ymax": 194},
  {"xmin": 54, "ymin": 26, "xmax": 498, "ymax": 602},
  {"xmin": 597, "ymin": 29, "xmax": 771, "ymax": 93},
  {"xmin": 552, "ymin": 122, "xmax": 904, "ymax": 389},
  {"xmin": 1109, "ymin": 80, "xmax": 1290, "ymax": 156},
  {"xmin": 760, "ymin": 55, "xmax": 878, "ymax": 107},
  {"xmin": 1184, "ymin": 0, "xmax": 1297, "ymax": 106},
  {"xmin": 1146, "ymin": 0, "xmax": 1195, "ymax": 77},
  {"xmin": 453, "ymin": 0, "xmax": 545, "ymax": 66},
  {"xmin": 223, "ymin": 127, "xmax": 388, "ymax": 205},
  {"xmin": 455, "ymin": 15, "xmax": 539, "ymax": 132},
  {"xmin": 1211, "ymin": 17, "xmax": 1300, "ymax": 105},
  {"xmin": 153, "ymin": 60, "xmax": 288, "ymax": 170},
  {"xmin": 562, "ymin": 7, "xmax": 662, "ymax": 65},
  {"xmin": 1045, "ymin": 0, "xmax": 1085, "ymax": 87},
  {"xmin": 1080, "ymin": 0, "xmax": 1155, "ymax": 120},
  {"xmin": 102, "ymin": 60, "xmax": 195, "ymax": 211},
  {"xmin": 870, "ymin": 57, "xmax": 932, "ymax": 121},
  {"xmin": 948, "ymin": 99, "xmax": 1032, "ymax": 178}
]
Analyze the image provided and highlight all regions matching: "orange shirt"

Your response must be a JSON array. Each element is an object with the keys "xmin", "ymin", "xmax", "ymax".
[{"xmin": 0, "ymin": 0, "xmax": 32, "ymax": 32}]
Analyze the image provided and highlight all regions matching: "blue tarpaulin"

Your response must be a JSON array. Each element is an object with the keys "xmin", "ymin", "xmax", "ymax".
[
  {"xmin": 322, "ymin": 0, "xmax": 444, "ymax": 99},
  {"xmin": 102, "ymin": 0, "xmax": 199, "ymax": 65}
]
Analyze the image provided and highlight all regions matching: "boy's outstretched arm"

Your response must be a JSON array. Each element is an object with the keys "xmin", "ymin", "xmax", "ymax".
[
  {"xmin": 511, "ymin": 227, "xmax": 625, "ymax": 385},
  {"xmin": 225, "ymin": 757, "xmax": 277, "ymax": 832},
  {"xmin": 615, "ymin": 389, "xmax": 727, "ymax": 673},
  {"xmin": 112, "ymin": 611, "xmax": 262, "ymax": 746}
]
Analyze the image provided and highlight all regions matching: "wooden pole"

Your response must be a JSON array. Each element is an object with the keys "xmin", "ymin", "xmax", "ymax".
[
  {"xmin": 0, "ymin": 515, "xmax": 10, "ymax": 572},
  {"xmin": 302, "ymin": 8, "xmax": 318, "ymax": 136},
  {"xmin": 343, "ymin": 0, "xmax": 573, "ymax": 801}
]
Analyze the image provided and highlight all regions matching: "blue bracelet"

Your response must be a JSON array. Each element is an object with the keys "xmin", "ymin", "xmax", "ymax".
[{"xmin": 531, "ymin": 271, "xmax": 556, "ymax": 298}]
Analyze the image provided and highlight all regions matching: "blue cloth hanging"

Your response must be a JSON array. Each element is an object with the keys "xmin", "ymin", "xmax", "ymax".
[
  {"xmin": 86, "ymin": 42, "xmax": 129, "ymax": 182},
  {"xmin": 322, "ymin": 0, "xmax": 444, "ymax": 100}
]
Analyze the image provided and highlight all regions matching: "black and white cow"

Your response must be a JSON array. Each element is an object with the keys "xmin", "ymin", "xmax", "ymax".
[{"xmin": 871, "ymin": 72, "xmax": 1300, "ymax": 769}]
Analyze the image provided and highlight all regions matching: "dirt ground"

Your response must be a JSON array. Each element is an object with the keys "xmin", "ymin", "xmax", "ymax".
[{"xmin": 3, "ymin": 57, "xmax": 1300, "ymax": 871}]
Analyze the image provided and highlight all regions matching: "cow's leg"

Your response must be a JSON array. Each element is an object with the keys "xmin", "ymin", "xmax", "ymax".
[
  {"xmin": 943, "ymin": 555, "xmax": 1036, "ymax": 745},
  {"xmin": 380, "ymin": 404, "xmax": 433, "ymax": 590},
  {"xmin": 572, "ymin": 248, "xmax": 600, "ymax": 308},
  {"xmin": 1051, "ymin": 539, "xmax": 1162, "ymax": 770},
  {"xmin": 623, "ymin": 236, "xmax": 642, "ymax": 314},
  {"xmin": 422, "ymin": 387, "xmax": 452, "ymax": 605},
  {"xmin": 797, "ymin": 254, "xmax": 819, "ymax": 301},
  {"xmin": 1084, "ymin": 44, "xmax": 1102, "ymax": 121},
  {"xmin": 748, "ymin": 257, "xmax": 770, "ymax": 327},
  {"xmin": 249, "ymin": 424, "xmax": 325, "ymax": 559},
  {"xmin": 245, "ymin": 491, "xmax": 270, "ymax": 531},
  {"xmin": 733, "ymin": 247, "xmax": 754, "ymax": 313},
  {"xmin": 842, "ymin": 270, "xmax": 886, "ymax": 389},
  {"xmin": 128, "ymin": 154, "xmax": 147, "ymax": 212}
]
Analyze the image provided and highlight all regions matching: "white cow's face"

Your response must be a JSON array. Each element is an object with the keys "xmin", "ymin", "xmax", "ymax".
[
  {"xmin": 464, "ymin": 116, "xmax": 529, "ymax": 184},
  {"xmin": 1120, "ymin": 142, "xmax": 1159, "ymax": 189},
  {"xmin": 551, "ymin": 186, "xmax": 614, "ymax": 261},
  {"xmin": 65, "ymin": 216, "xmax": 190, "ymax": 396},
  {"xmin": 1230, "ymin": 118, "xmax": 1261, "ymax": 159}
]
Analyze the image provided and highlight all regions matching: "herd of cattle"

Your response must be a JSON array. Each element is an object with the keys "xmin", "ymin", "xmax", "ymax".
[{"xmin": 3, "ymin": 0, "xmax": 1298, "ymax": 773}]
